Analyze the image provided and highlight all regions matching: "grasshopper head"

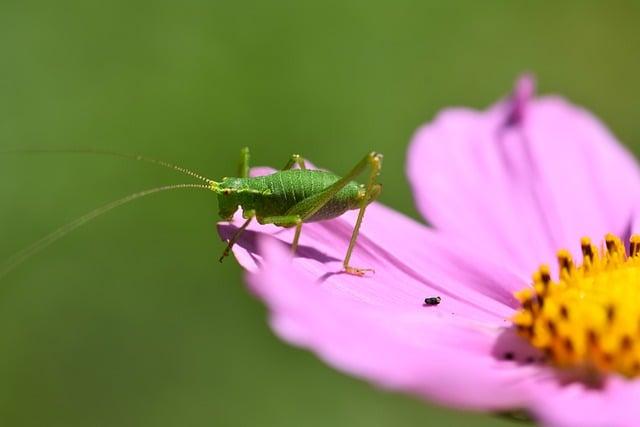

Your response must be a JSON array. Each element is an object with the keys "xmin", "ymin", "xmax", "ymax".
[{"xmin": 215, "ymin": 178, "xmax": 243, "ymax": 220}]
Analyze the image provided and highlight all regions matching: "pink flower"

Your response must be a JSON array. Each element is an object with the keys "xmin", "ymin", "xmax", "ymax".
[{"xmin": 217, "ymin": 75, "xmax": 640, "ymax": 427}]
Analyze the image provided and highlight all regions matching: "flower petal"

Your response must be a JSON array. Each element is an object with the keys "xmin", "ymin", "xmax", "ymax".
[
  {"xmin": 408, "ymin": 75, "xmax": 640, "ymax": 275},
  {"xmin": 247, "ymin": 236, "xmax": 537, "ymax": 411}
]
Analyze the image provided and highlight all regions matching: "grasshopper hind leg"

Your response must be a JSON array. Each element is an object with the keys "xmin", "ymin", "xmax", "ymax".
[
  {"xmin": 342, "ymin": 154, "xmax": 383, "ymax": 276},
  {"xmin": 282, "ymin": 151, "xmax": 383, "ymax": 276}
]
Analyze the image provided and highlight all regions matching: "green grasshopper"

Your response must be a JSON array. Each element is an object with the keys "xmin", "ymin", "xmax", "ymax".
[
  {"xmin": 0, "ymin": 147, "xmax": 383, "ymax": 278},
  {"xmin": 215, "ymin": 147, "xmax": 383, "ymax": 275}
]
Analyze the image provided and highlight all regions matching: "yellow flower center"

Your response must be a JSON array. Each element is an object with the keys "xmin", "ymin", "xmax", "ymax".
[{"xmin": 513, "ymin": 233, "xmax": 640, "ymax": 378}]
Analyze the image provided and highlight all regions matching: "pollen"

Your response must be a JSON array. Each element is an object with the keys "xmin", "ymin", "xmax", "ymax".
[{"xmin": 512, "ymin": 233, "xmax": 640, "ymax": 378}]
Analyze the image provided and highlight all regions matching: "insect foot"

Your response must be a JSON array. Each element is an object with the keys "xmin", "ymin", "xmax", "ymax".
[{"xmin": 344, "ymin": 266, "xmax": 375, "ymax": 277}]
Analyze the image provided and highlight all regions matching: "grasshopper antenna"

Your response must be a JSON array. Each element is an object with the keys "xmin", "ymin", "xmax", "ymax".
[
  {"xmin": 0, "ymin": 183, "xmax": 212, "ymax": 280},
  {"xmin": 0, "ymin": 148, "xmax": 215, "ymax": 184}
]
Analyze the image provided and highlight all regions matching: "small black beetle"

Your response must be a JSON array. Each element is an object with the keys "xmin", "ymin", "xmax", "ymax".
[{"xmin": 423, "ymin": 296, "xmax": 442, "ymax": 306}]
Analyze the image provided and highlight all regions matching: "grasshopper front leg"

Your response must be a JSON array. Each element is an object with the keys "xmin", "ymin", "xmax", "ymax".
[
  {"xmin": 238, "ymin": 147, "xmax": 251, "ymax": 178},
  {"xmin": 219, "ymin": 210, "xmax": 256, "ymax": 262},
  {"xmin": 219, "ymin": 147, "xmax": 253, "ymax": 262}
]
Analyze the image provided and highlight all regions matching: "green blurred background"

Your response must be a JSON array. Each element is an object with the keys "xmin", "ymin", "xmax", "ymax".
[{"xmin": 1, "ymin": 1, "xmax": 639, "ymax": 425}]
